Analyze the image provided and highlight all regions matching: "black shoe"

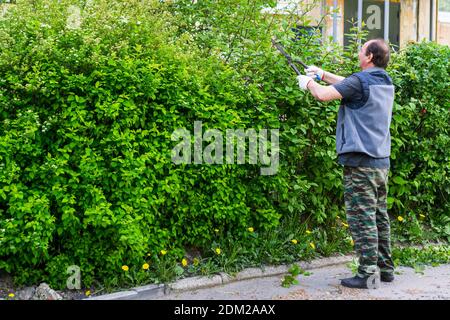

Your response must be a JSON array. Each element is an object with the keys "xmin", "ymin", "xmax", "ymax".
[
  {"xmin": 380, "ymin": 273, "xmax": 394, "ymax": 282},
  {"xmin": 341, "ymin": 275, "xmax": 378, "ymax": 289}
]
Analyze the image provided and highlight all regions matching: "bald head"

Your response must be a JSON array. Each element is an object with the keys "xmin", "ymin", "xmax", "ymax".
[{"xmin": 362, "ymin": 39, "xmax": 390, "ymax": 69}]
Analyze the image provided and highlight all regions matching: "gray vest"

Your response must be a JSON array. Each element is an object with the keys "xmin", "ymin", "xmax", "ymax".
[{"xmin": 336, "ymin": 67, "xmax": 394, "ymax": 158}]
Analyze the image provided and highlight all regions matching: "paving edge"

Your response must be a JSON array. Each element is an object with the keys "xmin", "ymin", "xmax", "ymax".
[
  {"xmin": 85, "ymin": 254, "xmax": 353, "ymax": 300},
  {"xmin": 86, "ymin": 284, "xmax": 165, "ymax": 300}
]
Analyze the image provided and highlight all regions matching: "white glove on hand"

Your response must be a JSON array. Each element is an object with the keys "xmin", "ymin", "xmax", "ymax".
[
  {"xmin": 305, "ymin": 65, "xmax": 324, "ymax": 81},
  {"xmin": 297, "ymin": 75, "xmax": 312, "ymax": 90}
]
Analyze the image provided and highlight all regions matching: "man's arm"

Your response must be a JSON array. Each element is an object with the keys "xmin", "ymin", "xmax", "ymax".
[
  {"xmin": 305, "ymin": 80, "xmax": 343, "ymax": 102},
  {"xmin": 298, "ymin": 73, "xmax": 363, "ymax": 103},
  {"xmin": 321, "ymin": 71, "xmax": 345, "ymax": 85}
]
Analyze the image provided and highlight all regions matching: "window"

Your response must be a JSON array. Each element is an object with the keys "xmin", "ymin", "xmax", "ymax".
[
  {"xmin": 292, "ymin": 25, "xmax": 323, "ymax": 43},
  {"xmin": 343, "ymin": 0, "xmax": 400, "ymax": 48}
]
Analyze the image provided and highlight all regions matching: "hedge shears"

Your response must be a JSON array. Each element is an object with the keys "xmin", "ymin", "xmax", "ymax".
[{"xmin": 271, "ymin": 38, "xmax": 320, "ymax": 81}]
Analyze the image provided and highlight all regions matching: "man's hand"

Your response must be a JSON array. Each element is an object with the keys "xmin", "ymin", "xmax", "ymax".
[
  {"xmin": 297, "ymin": 75, "xmax": 313, "ymax": 90},
  {"xmin": 305, "ymin": 66, "xmax": 324, "ymax": 81}
]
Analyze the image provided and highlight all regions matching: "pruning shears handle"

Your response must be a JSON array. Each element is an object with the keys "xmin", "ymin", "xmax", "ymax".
[
  {"xmin": 271, "ymin": 38, "xmax": 321, "ymax": 81},
  {"xmin": 294, "ymin": 60, "xmax": 322, "ymax": 82}
]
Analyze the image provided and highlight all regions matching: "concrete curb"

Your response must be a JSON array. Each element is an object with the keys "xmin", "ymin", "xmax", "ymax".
[
  {"xmin": 86, "ymin": 254, "xmax": 353, "ymax": 300},
  {"xmin": 296, "ymin": 255, "xmax": 353, "ymax": 270},
  {"xmin": 167, "ymin": 275, "xmax": 223, "ymax": 293},
  {"xmin": 86, "ymin": 284, "xmax": 165, "ymax": 300},
  {"xmin": 87, "ymin": 290, "xmax": 138, "ymax": 300}
]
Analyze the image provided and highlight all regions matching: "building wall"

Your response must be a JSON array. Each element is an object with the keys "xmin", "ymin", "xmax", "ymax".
[
  {"xmin": 417, "ymin": 0, "xmax": 432, "ymax": 41},
  {"xmin": 438, "ymin": 11, "xmax": 450, "ymax": 45},
  {"xmin": 298, "ymin": 0, "xmax": 439, "ymax": 48},
  {"xmin": 399, "ymin": 0, "xmax": 418, "ymax": 46},
  {"xmin": 402, "ymin": 0, "xmax": 444, "ymax": 44},
  {"xmin": 323, "ymin": 0, "xmax": 345, "ymax": 45}
]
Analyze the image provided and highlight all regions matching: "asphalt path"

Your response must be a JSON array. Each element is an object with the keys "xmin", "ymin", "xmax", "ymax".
[{"xmin": 157, "ymin": 263, "xmax": 450, "ymax": 300}]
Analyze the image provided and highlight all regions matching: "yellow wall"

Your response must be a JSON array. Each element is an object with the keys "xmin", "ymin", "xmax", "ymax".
[
  {"xmin": 437, "ymin": 22, "xmax": 450, "ymax": 45},
  {"xmin": 323, "ymin": 0, "xmax": 345, "ymax": 45},
  {"xmin": 399, "ymin": 0, "xmax": 418, "ymax": 46}
]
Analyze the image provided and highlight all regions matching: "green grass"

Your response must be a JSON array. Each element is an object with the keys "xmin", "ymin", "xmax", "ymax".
[
  {"xmin": 392, "ymin": 245, "xmax": 450, "ymax": 268},
  {"xmin": 345, "ymin": 244, "xmax": 450, "ymax": 276}
]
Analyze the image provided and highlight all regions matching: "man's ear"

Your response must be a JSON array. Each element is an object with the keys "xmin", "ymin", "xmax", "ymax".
[{"xmin": 367, "ymin": 52, "xmax": 374, "ymax": 63}]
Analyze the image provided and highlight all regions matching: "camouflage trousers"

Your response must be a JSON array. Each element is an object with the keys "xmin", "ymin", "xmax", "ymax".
[{"xmin": 344, "ymin": 166, "xmax": 395, "ymax": 277}]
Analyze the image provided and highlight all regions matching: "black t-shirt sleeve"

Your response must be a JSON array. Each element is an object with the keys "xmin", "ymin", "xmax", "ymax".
[{"xmin": 332, "ymin": 75, "xmax": 363, "ymax": 102}]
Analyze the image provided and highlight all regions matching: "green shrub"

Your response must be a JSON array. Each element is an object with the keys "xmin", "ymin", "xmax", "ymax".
[
  {"xmin": 0, "ymin": 0, "xmax": 448, "ymax": 289},
  {"xmin": 0, "ymin": 0, "xmax": 281, "ymax": 288},
  {"xmin": 388, "ymin": 42, "xmax": 450, "ymax": 242}
]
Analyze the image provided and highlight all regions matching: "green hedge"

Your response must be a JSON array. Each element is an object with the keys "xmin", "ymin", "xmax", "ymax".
[{"xmin": 0, "ymin": 0, "xmax": 448, "ymax": 289}]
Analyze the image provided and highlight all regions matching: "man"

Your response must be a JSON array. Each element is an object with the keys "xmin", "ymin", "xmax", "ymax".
[{"xmin": 297, "ymin": 39, "xmax": 395, "ymax": 289}]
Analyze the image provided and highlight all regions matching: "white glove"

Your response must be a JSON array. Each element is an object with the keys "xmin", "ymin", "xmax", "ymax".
[
  {"xmin": 305, "ymin": 65, "xmax": 324, "ymax": 81},
  {"xmin": 297, "ymin": 75, "xmax": 312, "ymax": 90}
]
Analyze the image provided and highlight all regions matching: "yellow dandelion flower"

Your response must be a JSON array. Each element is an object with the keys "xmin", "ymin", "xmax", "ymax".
[
  {"xmin": 85, "ymin": 290, "xmax": 91, "ymax": 296},
  {"xmin": 142, "ymin": 263, "xmax": 150, "ymax": 270},
  {"xmin": 309, "ymin": 242, "xmax": 316, "ymax": 250},
  {"xmin": 160, "ymin": 250, "xmax": 167, "ymax": 255},
  {"xmin": 181, "ymin": 258, "xmax": 188, "ymax": 267},
  {"xmin": 215, "ymin": 248, "xmax": 221, "ymax": 255},
  {"xmin": 342, "ymin": 223, "xmax": 349, "ymax": 228},
  {"xmin": 247, "ymin": 227, "xmax": 254, "ymax": 233},
  {"xmin": 193, "ymin": 257, "xmax": 200, "ymax": 266},
  {"xmin": 291, "ymin": 239, "xmax": 298, "ymax": 245},
  {"xmin": 147, "ymin": 253, "xmax": 151, "ymax": 257},
  {"xmin": 8, "ymin": 293, "xmax": 15, "ymax": 298},
  {"xmin": 121, "ymin": 265, "xmax": 129, "ymax": 272},
  {"xmin": 397, "ymin": 216, "xmax": 404, "ymax": 222},
  {"xmin": 306, "ymin": 230, "xmax": 312, "ymax": 235}
]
